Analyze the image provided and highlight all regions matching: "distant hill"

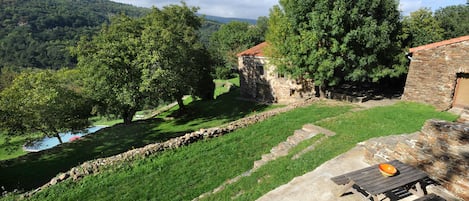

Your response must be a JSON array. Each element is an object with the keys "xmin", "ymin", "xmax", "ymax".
[
  {"xmin": 0, "ymin": 0, "xmax": 148, "ymax": 69},
  {"xmin": 202, "ymin": 14, "xmax": 257, "ymax": 25},
  {"xmin": 0, "ymin": 0, "xmax": 253, "ymax": 70}
]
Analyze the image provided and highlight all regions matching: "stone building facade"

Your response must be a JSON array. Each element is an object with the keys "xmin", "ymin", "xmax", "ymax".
[
  {"xmin": 237, "ymin": 42, "xmax": 315, "ymax": 104},
  {"xmin": 402, "ymin": 35, "xmax": 469, "ymax": 110}
]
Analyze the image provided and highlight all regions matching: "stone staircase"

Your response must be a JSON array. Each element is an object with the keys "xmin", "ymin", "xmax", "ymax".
[
  {"xmin": 193, "ymin": 123, "xmax": 335, "ymax": 201},
  {"xmin": 253, "ymin": 124, "xmax": 335, "ymax": 171}
]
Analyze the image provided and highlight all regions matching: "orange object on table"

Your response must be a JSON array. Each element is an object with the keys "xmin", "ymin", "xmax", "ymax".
[{"xmin": 379, "ymin": 163, "xmax": 397, "ymax": 177}]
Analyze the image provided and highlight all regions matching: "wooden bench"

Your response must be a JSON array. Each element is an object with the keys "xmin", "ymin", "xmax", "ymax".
[{"xmin": 413, "ymin": 193, "xmax": 446, "ymax": 201}]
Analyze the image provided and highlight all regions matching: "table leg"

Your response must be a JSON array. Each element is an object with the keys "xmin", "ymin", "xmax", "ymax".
[
  {"xmin": 409, "ymin": 182, "xmax": 425, "ymax": 197},
  {"xmin": 337, "ymin": 181, "xmax": 355, "ymax": 197}
]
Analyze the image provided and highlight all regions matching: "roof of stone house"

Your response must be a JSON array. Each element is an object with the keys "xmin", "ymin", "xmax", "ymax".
[
  {"xmin": 237, "ymin": 42, "xmax": 268, "ymax": 57},
  {"xmin": 409, "ymin": 35, "xmax": 469, "ymax": 53}
]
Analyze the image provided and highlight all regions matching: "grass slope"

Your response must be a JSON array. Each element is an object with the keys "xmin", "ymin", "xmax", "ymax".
[
  {"xmin": 11, "ymin": 102, "xmax": 352, "ymax": 201},
  {"xmin": 203, "ymin": 102, "xmax": 457, "ymax": 200},
  {"xmin": 0, "ymin": 79, "xmax": 279, "ymax": 193},
  {"xmin": 3, "ymin": 101, "xmax": 457, "ymax": 201}
]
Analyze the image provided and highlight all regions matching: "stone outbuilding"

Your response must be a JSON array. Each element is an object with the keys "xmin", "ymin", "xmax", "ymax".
[
  {"xmin": 402, "ymin": 35, "xmax": 469, "ymax": 110},
  {"xmin": 237, "ymin": 42, "xmax": 315, "ymax": 104}
]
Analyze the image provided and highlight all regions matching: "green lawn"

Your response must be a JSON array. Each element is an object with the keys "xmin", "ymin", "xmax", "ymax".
[
  {"xmin": 0, "ymin": 78, "xmax": 241, "ymax": 161},
  {"xmin": 2, "ymin": 101, "xmax": 457, "ymax": 201},
  {"xmin": 0, "ymin": 79, "xmax": 280, "ymax": 194},
  {"xmin": 0, "ymin": 133, "xmax": 43, "ymax": 161}
]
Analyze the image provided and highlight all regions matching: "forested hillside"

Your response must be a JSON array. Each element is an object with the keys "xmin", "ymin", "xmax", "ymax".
[{"xmin": 0, "ymin": 0, "xmax": 148, "ymax": 69}]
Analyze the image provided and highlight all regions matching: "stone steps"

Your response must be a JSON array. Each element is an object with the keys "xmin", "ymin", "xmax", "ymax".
[{"xmin": 253, "ymin": 124, "xmax": 335, "ymax": 171}]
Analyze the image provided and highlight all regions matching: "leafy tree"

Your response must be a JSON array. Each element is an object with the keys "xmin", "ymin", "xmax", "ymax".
[
  {"xmin": 139, "ymin": 4, "xmax": 214, "ymax": 110},
  {"xmin": 74, "ymin": 14, "xmax": 147, "ymax": 125},
  {"xmin": 402, "ymin": 8, "xmax": 444, "ymax": 48},
  {"xmin": 75, "ymin": 4, "xmax": 214, "ymax": 123},
  {"xmin": 435, "ymin": 4, "xmax": 469, "ymax": 39},
  {"xmin": 209, "ymin": 21, "xmax": 264, "ymax": 78},
  {"xmin": 0, "ymin": 70, "xmax": 92, "ymax": 143},
  {"xmin": 266, "ymin": 0, "xmax": 405, "ymax": 95},
  {"xmin": 0, "ymin": 67, "xmax": 19, "ymax": 91}
]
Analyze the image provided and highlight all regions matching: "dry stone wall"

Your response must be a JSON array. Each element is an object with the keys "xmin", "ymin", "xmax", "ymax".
[
  {"xmin": 361, "ymin": 120, "xmax": 469, "ymax": 200},
  {"xmin": 24, "ymin": 98, "xmax": 319, "ymax": 197}
]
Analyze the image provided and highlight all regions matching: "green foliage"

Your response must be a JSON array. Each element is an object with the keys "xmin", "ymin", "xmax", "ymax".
[
  {"xmin": 402, "ymin": 8, "xmax": 444, "ymax": 48},
  {"xmin": 198, "ymin": 20, "xmax": 222, "ymax": 47},
  {"xmin": 435, "ymin": 4, "xmax": 469, "ymax": 39},
  {"xmin": 214, "ymin": 65, "xmax": 236, "ymax": 80},
  {"xmin": 0, "ymin": 67, "xmax": 19, "ymax": 91},
  {"xmin": 0, "ymin": 0, "xmax": 147, "ymax": 69},
  {"xmin": 74, "ymin": 14, "xmax": 147, "ymax": 125},
  {"xmin": 75, "ymin": 4, "xmax": 214, "ymax": 124},
  {"xmin": 209, "ymin": 20, "xmax": 265, "ymax": 78},
  {"xmin": 139, "ymin": 4, "xmax": 215, "ymax": 105},
  {"xmin": 267, "ymin": 0, "xmax": 406, "ymax": 87},
  {"xmin": 0, "ymin": 70, "xmax": 92, "ymax": 143}
]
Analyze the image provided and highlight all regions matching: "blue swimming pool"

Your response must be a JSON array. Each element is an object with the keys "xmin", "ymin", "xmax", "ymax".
[{"xmin": 23, "ymin": 126, "xmax": 106, "ymax": 152}]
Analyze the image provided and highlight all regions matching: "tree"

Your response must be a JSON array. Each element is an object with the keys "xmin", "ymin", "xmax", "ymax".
[
  {"xmin": 267, "ymin": 0, "xmax": 406, "ymax": 94},
  {"xmin": 74, "ymin": 14, "xmax": 147, "ymax": 125},
  {"xmin": 401, "ymin": 8, "xmax": 444, "ymax": 48},
  {"xmin": 435, "ymin": 4, "xmax": 469, "ymax": 39},
  {"xmin": 209, "ymin": 21, "xmax": 264, "ymax": 79},
  {"xmin": 138, "ymin": 4, "xmax": 214, "ymax": 110},
  {"xmin": 0, "ymin": 67, "xmax": 19, "ymax": 91},
  {"xmin": 74, "ymin": 4, "xmax": 214, "ymax": 123},
  {"xmin": 0, "ymin": 70, "xmax": 92, "ymax": 143}
]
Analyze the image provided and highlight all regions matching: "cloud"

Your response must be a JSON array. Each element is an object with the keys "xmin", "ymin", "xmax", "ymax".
[
  {"xmin": 399, "ymin": 0, "xmax": 423, "ymax": 15},
  {"xmin": 111, "ymin": 0, "xmax": 278, "ymax": 19}
]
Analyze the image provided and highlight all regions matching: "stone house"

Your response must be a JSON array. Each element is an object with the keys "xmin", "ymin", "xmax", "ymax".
[
  {"xmin": 402, "ymin": 35, "xmax": 469, "ymax": 110},
  {"xmin": 237, "ymin": 42, "xmax": 315, "ymax": 104}
]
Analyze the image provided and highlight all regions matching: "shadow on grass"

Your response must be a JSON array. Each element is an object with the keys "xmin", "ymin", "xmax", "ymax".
[
  {"xmin": 0, "ymin": 118, "xmax": 186, "ymax": 192},
  {"xmin": 169, "ymin": 88, "xmax": 270, "ymax": 126},
  {"xmin": 0, "ymin": 89, "xmax": 272, "ymax": 192}
]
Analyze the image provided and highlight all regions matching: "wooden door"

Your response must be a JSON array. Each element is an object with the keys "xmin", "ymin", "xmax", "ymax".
[{"xmin": 453, "ymin": 76, "xmax": 469, "ymax": 108}]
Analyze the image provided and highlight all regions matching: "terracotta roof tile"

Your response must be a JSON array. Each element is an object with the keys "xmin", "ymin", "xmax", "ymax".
[
  {"xmin": 237, "ymin": 42, "xmax": 269, "ymax": 57},
  {"xmin": 409, "ymin": 35, "xmax": 469, "ymax": 53}
]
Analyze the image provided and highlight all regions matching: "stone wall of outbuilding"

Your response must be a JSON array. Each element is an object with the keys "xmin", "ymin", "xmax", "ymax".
[
  {"xmin": 238, "ymin": 56, "xmax": 315, "ymax": 104},
  {"xmin": 402, "ymin": 41, "xmax": 469, "ymax": 110}
]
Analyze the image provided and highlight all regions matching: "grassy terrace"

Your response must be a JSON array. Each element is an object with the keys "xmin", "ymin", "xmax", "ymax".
[
  {"xmin": 1, "ymin": 101, "xmax": 457, "ymax": 201},
  {"xmin": 0, "ymin": 78, "xmax": 276, "ymax": 193},
  {"xmin": 0, "ymin": 78, "xmax": 457, "ymax": 200}
]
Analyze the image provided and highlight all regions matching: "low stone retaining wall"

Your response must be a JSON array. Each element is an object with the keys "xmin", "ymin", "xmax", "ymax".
[
  {"xmin": 24, "ymin": 98, "xmax": 319, "ymax": 197},
  {"xmin": 361, "ymin": 119, "xmax": 469, "ymax": 200}
]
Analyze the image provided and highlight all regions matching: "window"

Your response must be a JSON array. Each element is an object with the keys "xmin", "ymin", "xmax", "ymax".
[{"xmin": 256, "ymin": 64, "xmax": 264, "ymax": 75}]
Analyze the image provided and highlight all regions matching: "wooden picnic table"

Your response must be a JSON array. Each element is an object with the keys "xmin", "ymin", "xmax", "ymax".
[{"xmin": 331, "ymin": 160, "xmax": 429, "ymax": 201}]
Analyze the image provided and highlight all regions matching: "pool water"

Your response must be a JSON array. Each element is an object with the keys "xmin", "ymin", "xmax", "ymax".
[{"xmin": 23, "ymin": 126, "xmax": 106, "ymax": 152}]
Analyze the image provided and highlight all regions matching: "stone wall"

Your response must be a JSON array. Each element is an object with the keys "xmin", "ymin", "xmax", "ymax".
[
  {"xmin": 402, "ymin": 41, "xmax": 469, "ymax": 110},
  {"xmin": 23, "ymin": 98, "xmax": 319, "ymax": 198},
  {"xmin": 238, "ymin": 56, "xmax": 315, "ymax": 104},
  {"xmin": 361, "ymin": 120, "xmax": 469, "ymax": 200}
]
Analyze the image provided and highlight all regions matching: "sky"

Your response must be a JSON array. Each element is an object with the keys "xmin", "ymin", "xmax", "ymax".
[{"xmin": 111, "ymin": 0, "xmax": 467, "ymax": 19}]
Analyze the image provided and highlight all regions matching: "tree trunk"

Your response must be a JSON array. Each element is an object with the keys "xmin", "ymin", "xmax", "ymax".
[
  {"xmin": 177, "ymin": 97, "xmax": 185, "ymax": 111},
  {"xmin": 123, "ymin": 109, "xmax": 136, "ymax": 125},
  {"xmin": 56, "ymin": 133, "xmax": 64, "ymax": 144},
  {"xmin": 315, "ymin": 85, "xmax": 327, "ymax": 98}
]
